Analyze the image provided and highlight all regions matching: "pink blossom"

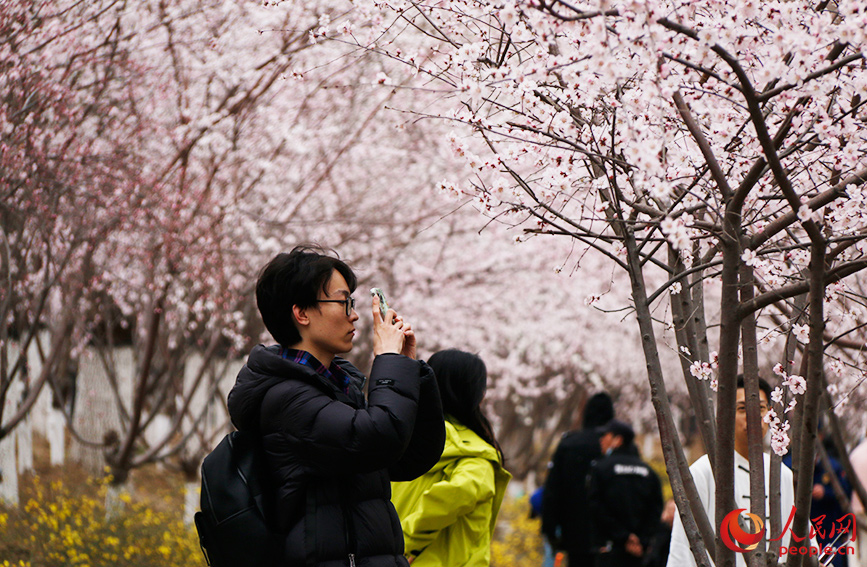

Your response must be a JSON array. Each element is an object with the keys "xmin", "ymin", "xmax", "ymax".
[
  {"xmin": 785, "ymin": 375, "xmax": 807, "ymax": 396},
  {"xmin": 771, "ymin": 430, "xmax": 791, "ymax": 456}
]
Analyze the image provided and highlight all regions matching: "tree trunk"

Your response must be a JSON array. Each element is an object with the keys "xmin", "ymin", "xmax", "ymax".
[
  {"xmin": 786, "ymin": 241, "xmax": 827, "ymax": 567},
  {"xmin": 626, "ymin": 227, "xmax": 715, "ymax": 567}
]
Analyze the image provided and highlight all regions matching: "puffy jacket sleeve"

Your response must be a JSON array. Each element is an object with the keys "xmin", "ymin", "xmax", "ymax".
[
  {"xmin": 389, "ymin": 360, "xmax": 445, "ymax": 481},
  {"xmin": 262, "ymin": 353, "xmax": 423, "ymax": 475},
  {"xmin": 400, "ymin": 457, "xmax": 496, "ymax": 555}
]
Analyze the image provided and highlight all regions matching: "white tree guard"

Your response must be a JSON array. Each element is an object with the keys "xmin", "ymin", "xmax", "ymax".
[
  {"xmin": 0, "ymin": 434, "xmax": 17, "ymax": 507},
  {"xmin": 181, "ymin": 354, "xmax": 241, "ymax": 474},
  {"xmin": 28, "ymin": 331, "xmax": 52, "ymax": 438},
  {"xmin": 184, "ymin": 481, "xmax": 199, "ymax": 527},
  {"xmin": 47, "ymin": 408, "xmax": 66, "ymax": 466},
  {"xmin": 0, "ymin": 381, "xmax": 22, "ymax": 506},
  {"xmin": 143, "ymin": 413, "xmax": 172, "ymax": 470},
  {"xmin": 105, "ymin": 481, "xmax": 130, "ymax": 521},
  {"xmin": 15, "ymin": 415, "xmax": 33, "ymax": 475},
  {"xmin": 71, "ymin": 346, "xmax": 134, "ymax": 475}
]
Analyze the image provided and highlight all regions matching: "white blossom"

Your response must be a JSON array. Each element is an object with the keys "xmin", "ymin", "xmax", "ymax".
[
  {"xmin": 771, "ymin": 387, "xmax": 784, "ymax": 404},
  {"xmin": 793, "ymin": 324, "xmax": 810, "ymax": 344},
  {"xmin": 690, "ymin": 360, "xmax": 713, "ymax": 381}
]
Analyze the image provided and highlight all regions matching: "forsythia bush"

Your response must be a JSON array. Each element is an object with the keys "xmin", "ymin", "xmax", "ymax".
[
  {"xmin": 491, "ymin": 495, "xmax": 544, "ymax": 567},
  {"xmin": 0, "ymin": 476, "xmax": 201, "ymax": 567},
  {"xmin": 648, "ymin": 459, "xmax": 673, "ymax": 502},
  {"xmin": 1, "ymin": 471, "xmax": 547, "ymax": 567}
]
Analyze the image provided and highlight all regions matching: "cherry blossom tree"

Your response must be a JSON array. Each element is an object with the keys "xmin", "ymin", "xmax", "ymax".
[
  {"xmin": 0, "ymin": 0, "xmax": 326, "ymax": 495},
  {"xmin": 240, "ymin": 4, "xmax": 661, "ymax": 481},
  {"xmin": 1, "ymin": 0, "xmax": 634, "ymax": 510},
  {"xmin": 1, "ymin": 0, "xmax": 146, "ymax": 444},
  {"xmin": 308, "ymin": 0, "xmax": 867, "ymax": 565},
  {"xmin": 10, "ymin": 5, "xmax": 867, "ymax": 566}
]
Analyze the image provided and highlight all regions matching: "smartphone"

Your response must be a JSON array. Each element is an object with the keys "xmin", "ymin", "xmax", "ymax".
[{"xmin": 370, "ymin": 288, "xmax": 390, "ymax": 321}]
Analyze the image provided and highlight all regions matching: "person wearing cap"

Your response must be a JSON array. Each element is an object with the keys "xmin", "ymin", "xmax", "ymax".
[
  {"xmin": 542, "ymin": 392, "xmax": 616, "ymax": 566},
  {"xmin": 587, "ymin": 419, "xmax": 664, "ymax": 567}
]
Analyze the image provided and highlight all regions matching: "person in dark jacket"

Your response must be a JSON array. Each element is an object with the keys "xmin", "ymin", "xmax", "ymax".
[
  {"xmin": 782, "ymin": 434, "xmax": 853, "ymax": 567},
  {"xmin": 227, "ymin": 246, "xmax": 446, "ymax": 567},
  {"xmin": 542, "ymin": 392, "xmax": 615, "ymax": 566},
  {"xmin": 644, "ymin": 499, "xmax": 675, "ymax": 567},
  {"xmin": 587, "ymin": 420, "xmax": 663, "ymax": 567}
]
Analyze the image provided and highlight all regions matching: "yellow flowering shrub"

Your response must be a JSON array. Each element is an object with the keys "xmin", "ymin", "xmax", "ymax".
[
  {"xmin": 3, "ymin": 463, "xmax": 556, "ymax": 567},
  {"xmin": 0, "ymin": 475, "xmax": 201, "ymax": 567},
  {"xmin": 491, "ymin": 495, "xmax": 544, "ymax": 567},
  {"xmin": 648, "ymin": 459, "xmax": 673, "ymax": 502}
]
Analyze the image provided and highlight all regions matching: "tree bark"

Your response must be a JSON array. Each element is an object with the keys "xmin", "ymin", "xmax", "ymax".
[{"xmin": 625, "ymin": 226, "xmax": 715, "ymax": 567}]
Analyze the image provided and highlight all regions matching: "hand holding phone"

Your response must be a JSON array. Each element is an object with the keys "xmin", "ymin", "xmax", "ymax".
[
  {"xmin": 370, "ymin": 288, "xmax": 390, "ymax": 321},
  {"xmin": 370, "ymin": 287, "xmax": 415, "ymax": 358}
]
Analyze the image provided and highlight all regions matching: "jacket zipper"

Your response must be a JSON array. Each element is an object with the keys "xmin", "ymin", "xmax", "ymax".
[{"xmin": 341, "ymin": 486, "xmax": 358, "ymax": 567}]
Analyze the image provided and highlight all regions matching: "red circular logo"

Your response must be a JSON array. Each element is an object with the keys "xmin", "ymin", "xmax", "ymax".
[{"xmin": 721, "ymin": 509, "xmax": 764, "ymax": 552}]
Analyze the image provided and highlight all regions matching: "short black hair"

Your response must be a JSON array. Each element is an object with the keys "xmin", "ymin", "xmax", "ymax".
[
  {"xmin": 736, "ymin": 374, "xmax": 773, "ymax": 402},
  {"xmin": 255, "ymin": 245, "xmax": 357, "ymax": 347}
]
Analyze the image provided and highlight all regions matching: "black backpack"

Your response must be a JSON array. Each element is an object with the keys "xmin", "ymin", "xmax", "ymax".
[{"xmin": 194, "ymin": 430, "xmax": 282, "ymax": 567}]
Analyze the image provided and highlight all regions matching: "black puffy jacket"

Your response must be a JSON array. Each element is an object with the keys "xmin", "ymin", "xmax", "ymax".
[
  {"xmin": 227, "ymin": 345, "xmax": 445, "ymax": 567},
  {"xmin": 541, "ymin": 429, "xmax": 602, "ymax": 555},
  {"xmin": 586, "ymin": 445, "xmax": 663, "ymax": 555}
]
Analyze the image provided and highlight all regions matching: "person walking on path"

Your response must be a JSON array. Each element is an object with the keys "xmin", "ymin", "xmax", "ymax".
[
  {"xmin": 390, "ymin": 349, "xmax": 511, "ymax": 566},
  {"xmin": 782, "ymin": 432, "xmax": 853, "ymax": 567},
  {"xmin": 227, "ymin": 246, "xmax": 445, "ymax": 567},
  {"xmin": 542, "ymin": 392, "xmax": 615, "ymax": 566}
]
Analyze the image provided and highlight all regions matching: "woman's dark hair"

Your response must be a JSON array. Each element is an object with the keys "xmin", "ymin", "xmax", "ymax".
[
  {"xmin": 256, "ymin": 245, "xmax": 357, "ymax": 347},
  {"xmin": 428, "ymin": 349, "xmax": 503, "ymax": 463}
]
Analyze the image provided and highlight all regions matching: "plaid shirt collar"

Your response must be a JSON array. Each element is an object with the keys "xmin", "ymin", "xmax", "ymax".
[{"xmin": 281, "ymin": 348, "xmax": 350, "ymax": 393}]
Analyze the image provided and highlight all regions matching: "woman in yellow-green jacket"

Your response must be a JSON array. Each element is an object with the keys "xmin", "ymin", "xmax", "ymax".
[{"xmin": 391, "ymin": 349, "xmax": 511, "ymax": 566}]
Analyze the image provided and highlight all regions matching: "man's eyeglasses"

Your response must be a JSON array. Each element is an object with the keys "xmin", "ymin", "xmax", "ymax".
[{"xmin": 317, "ymin": 297, "xmax": 356, "ymax": 316}]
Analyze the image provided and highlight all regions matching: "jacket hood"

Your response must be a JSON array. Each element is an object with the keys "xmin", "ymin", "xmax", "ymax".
[
  {"xmin": 227, "ymin": 344, "xmax": 365, "ymax": 432},
  {"xmin": 430, "ymin": 418, "xmax": 503, "ymax": 471}
]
